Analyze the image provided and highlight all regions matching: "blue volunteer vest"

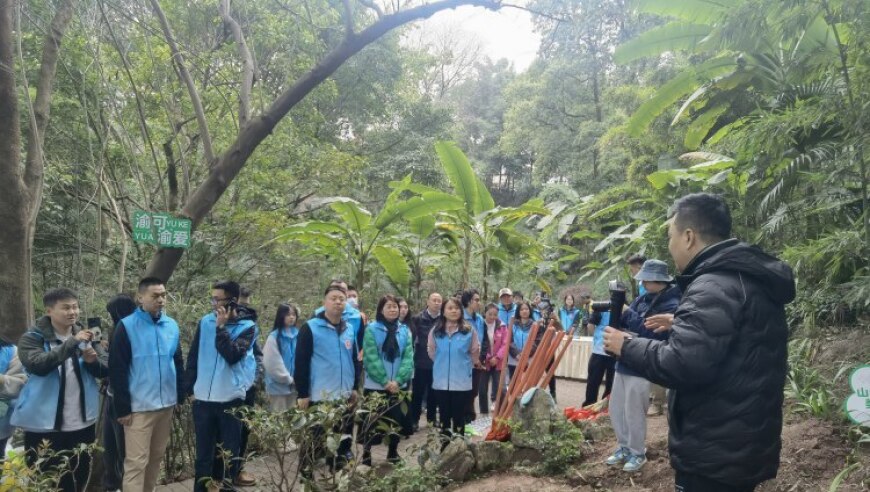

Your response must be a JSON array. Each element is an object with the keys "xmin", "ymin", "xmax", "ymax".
[
  {"xmin": 497, "ymin": 303, "xmax": 516, "ymax": 327},
  {"xmin": 464, "ymin": 310, "xmax": 485, "ymax": 350},
  {"xmin": 193, "ymin": 313, "xmax": 257, "ymax": 402},
  {"xmin": 264, "ymin": 326, "xmax": 298, "ymax": 396},
  {"xmin": 0, "ymin": 346, "xmax": 17, "ymax": 438},
  {"xmin": 432, "ymin": 329, "xmax": 473, "ymax": 391},
  {"xmin": 11, "ymin": 332, "xmax": 100, "ymax": 432},
  {"xmin": 592, "ymin": 312, "xmax": 612, "ymax": 356},
  {"xmin": 363, "ymin": 321, "xmax": 411, "ymax": 391},
  {"xmin": 559, "ymin": 307, "xmax": 579, "ymax": 333},
  {"xmin": 121, "ymin": 308, "xmax": 180, "ymax": 412},
  {"xmin": 308, "ymin": 317, "xmax": 356, "ymax": 402},
  {"xmin": 508, "ymin": 321, "xmax": 533, "ymax": 366}
]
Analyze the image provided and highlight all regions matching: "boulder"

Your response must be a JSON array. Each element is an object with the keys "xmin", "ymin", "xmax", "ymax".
[
  {"xmin": 510, "ymin": 388, "xmax": 558, "ymax": 449},
  {"xmin": 436, "ymin": 438, "xmax": 476, "ymax": 482},
  {"xmin": 471, "ymin": 440, "xmax": 513, "ymax": 473}
]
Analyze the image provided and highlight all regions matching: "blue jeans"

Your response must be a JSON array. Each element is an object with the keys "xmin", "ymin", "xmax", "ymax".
[{"xmin": 192, "ymin": 399, "xmax": 243, "ymax": 492}]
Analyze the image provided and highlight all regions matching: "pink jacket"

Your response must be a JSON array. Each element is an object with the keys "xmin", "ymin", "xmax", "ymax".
[{"xmin": 485, "ymin": 321, "xmax": 509, "ymax": 369}]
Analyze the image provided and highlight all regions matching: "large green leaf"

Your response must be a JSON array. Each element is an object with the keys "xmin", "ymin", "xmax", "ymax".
[
  {"xmin": 330, "ymin": 200, "xmax": 371, "ymax": 234},
  {"xmin": 407, "ymin": 215, "xmax": 436, "ymax": 238},
  {"xmin": 626, "ymin": 57, "xmax": 736, "ymax": 136},
  {"xmin": 614, "ymin": 22, "xmax": 712, "ymax": 64},
  {"xmin": 684, "ymin": 104, "xmax": 728, "ymax": 149},
  {"xmin": 373, "ymin": 245, "xmax": 410, "ymax": 291},
  {"xmin": 435, "ymin": 141, "xmax": 479, "ymax": 213},
  {"xmin": 473, "ymin": 177, "xmax": 496, "ymax": 215},
  {"xmin": 374, "ymin": 192, "xmax": 464, "ymax": 229}
]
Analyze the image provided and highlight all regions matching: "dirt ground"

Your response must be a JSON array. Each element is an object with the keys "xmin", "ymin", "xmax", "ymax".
[{"xmin": 456, "ymin": 376, "xmax": 869, "ymax": 492}]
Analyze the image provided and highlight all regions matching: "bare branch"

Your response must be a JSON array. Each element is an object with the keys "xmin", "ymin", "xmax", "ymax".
[
  {"xmin": 219, "ymin": 0, "xmax": 256, "ymax": 128},
  {"xmin": 148, "ymin": 0, "xmax": 216, "ymax": 164}
]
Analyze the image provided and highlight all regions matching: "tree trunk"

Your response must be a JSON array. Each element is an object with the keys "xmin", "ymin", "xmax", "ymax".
[
  {"xmin": 0, "ymin": 0, "xmax": 75, "ymax": 342},
  {"xmin": 145, "ymin": 0, "xmax": 500, "ymax": 281}
]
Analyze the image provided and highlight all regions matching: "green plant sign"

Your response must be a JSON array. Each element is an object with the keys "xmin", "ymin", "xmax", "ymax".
[
  {"xmin": 132, "ymin": 211, "xmax": 192, "ymax": 248},
  {"xmin": 844, "ymin": 365, "xmax": 870, "ymax": 426}
]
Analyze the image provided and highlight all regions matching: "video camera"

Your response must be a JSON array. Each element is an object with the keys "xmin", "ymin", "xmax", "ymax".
[{"xmin": 589, "ymin": 280, "xmax": 628, "ymax": 327}]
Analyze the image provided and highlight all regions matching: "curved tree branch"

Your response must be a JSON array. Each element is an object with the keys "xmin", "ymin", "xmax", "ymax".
[
  {"xmin": 149, "ymin": 0, "xmax": 216, "ymax": 164},
  {"xmin": 146, "ymin": 0, "xmax": 502, "ymax": 280},
  {"xmin": 219, "ymin": 0, "xmax": 256, "ymax": 128}
]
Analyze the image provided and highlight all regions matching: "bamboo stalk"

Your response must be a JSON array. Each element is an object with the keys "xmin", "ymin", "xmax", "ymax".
[
  {"xmin": 492, "ymin": 323, "xmax": 513, "ymax": 415},
  {"xmin": 496, "ymin": 321, "xmax": 539, "ymax": 420},
  {"xmin": 541, "ymin": 325, "xmax": 576, "ymax": 390},
  {"xmin": 502, "ymin": 325, "xmax": 554, "ymax": 417}
]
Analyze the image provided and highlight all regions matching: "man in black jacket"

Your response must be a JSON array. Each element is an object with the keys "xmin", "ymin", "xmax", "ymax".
[
  {"xmin": 409, "ymin": 292, "xmax": 442, "ymax": 431},
  {"xmin": 604, "ymin": 193, "xmax": 795, "ymax": 492}
]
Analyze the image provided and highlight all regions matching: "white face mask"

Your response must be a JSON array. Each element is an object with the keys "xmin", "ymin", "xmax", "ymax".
[{"xmin": 347, "ymin": 297, "xmax": 358, "ymax": 309}]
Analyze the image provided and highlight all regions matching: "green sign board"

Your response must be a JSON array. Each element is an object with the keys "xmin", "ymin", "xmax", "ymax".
[
  {"xmin": 132, "ymin": 211, "xmax": 192, "ymax": 248},
  {"xmin": 845, "ymin": 365, "xmax": 870, "ymax": 426}
]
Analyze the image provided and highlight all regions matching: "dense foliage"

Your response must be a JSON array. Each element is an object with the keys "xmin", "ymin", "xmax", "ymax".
[{"xmin": 6, "ymin": 0, "xmax": 867, "ymax": 323}]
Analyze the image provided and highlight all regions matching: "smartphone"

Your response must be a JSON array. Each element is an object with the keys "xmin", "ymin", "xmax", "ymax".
[{"xmin": 87, "ymin": 317, "xmax": 101, "ymax": 329}]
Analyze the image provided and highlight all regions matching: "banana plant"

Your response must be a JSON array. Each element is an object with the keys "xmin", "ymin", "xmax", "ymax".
[
  {"xmin": 426, "ymin": 141, "xmax": 550, "ymax": 297},
  {"xmin": 274, "ymin": 189, "xmax": 464, "ymax": 294}
]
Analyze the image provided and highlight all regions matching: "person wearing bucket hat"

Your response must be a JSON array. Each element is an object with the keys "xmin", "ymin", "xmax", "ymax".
[{"xmin": 604, "ymin": 259, "xmax": 681, "ymax": 473}]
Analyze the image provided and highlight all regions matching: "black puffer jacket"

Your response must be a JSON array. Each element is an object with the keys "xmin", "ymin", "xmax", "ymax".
[{"xmin": 620, "ymin": 239, "xmax": 795, "ymax": 487}]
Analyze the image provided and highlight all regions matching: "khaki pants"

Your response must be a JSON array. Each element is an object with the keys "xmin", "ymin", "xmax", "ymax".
[{"xmin": 123, "ymin": 406, "xmax": 174, "ymax": 492}]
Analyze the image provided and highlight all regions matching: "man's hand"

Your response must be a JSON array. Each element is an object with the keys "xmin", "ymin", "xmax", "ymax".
[
  {"xmin": 75, "ymin": 330, "xmax": 93, "ymax": 343},
  {"xmin": 215, "ymin": 306, "xmax": 230, "ymax": 327},
  {"xmin": 117, "ymin": 415, "xmax": 133, "ymax": 426},
  {"xmin": 82, "ymin": 346, "xmax": 98, "ymax": 363},
  {"xmin": 644, "ymin": 314, "xmax": 674, "ymax": 333},
  {"xmin": 297, "ymin": 397, "xmax": 310, "ymax": 410},
  {"xmin": 602, "ymin": 327, "xmax": 627, "ymax": 357},
  {"xmin": 385, "ymin": 381, "xmax": 399, "ymax": 394}
]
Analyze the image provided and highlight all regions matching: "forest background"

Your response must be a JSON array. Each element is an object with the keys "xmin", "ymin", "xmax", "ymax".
[{"xmin": 1, "ymin": 0, "xmax": 869, "ymax": 485}]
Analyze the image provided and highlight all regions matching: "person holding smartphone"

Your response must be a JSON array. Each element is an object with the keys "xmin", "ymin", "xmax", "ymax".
[
  {"xmin": 184, "ymin": 281, "xmax": 258, "ymax": 491},
  {"xmin": 13, "ymin": 288, "xmax": 108, "ymax": 492}
]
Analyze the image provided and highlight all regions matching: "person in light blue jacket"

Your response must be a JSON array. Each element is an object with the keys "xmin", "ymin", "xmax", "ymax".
[
  {"xmin": 14, "ymin": 288, "xmax": 108, "ymax": 492},
  {"xmin": 428, "ymin": 297, "xmax": 480, "ymax": 439},
  {"xmin": 0, "ymin": 343, "xmax": 26, "ymax": 460},
  {"xmin": 263, "ymin": 303, "xmax": 299, "ymax": 412},
  {"xmin": 184, "ymin": 280, "xmax": 257, "ymax": 492},
  {"xmin": 109, "ymin": 277, "xmax": 184, "ymax": 492}
]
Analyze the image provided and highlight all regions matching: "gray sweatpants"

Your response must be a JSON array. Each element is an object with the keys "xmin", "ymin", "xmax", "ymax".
[{"xmin": 610, "ymin": 371, "xmax": 651, "ymax": 456}]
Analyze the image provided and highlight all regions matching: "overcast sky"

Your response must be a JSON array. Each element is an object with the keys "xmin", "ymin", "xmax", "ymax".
[{"xmin": 414, "ymin": 4, "xmax": 542, "ymax": 72}]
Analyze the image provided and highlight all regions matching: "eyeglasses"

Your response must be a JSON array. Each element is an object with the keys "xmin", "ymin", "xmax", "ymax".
[{"xmin": 210, "ymin": 297, "xmax": 231, "ymax": 305}]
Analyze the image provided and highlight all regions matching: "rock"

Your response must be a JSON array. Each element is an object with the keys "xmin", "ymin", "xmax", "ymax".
[
  {"xmin": 472, "ymin": 440, "xmax": 513, "ymax": 472},
  {"xmin": 510, "ymin": 387, "xmax": 558, "ymax": 449},
  {"xmin": 510, "ymin": 445, "xmax": 543, "ymax": 464},
  {"xmin": 573, "ymin": 420, "xmax": 603, "ymax": 442},
  {"xmin": 436, "ymin": 438, "xmax": 476, "ymax": 482}
]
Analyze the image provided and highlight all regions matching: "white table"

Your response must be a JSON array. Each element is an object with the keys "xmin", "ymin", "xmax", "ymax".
[{"xmin": 554, "ymin": 336, "xmax": 593, "ymax": 380}]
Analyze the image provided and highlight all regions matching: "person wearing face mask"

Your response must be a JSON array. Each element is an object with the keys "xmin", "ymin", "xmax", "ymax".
[
  {"xmin": 109, "ymin": 278, "xmax": 184, "ymax": 492},
  {"xmin": 360, "ymin": 295, "xmax": 414, "ymax": 465},
  {"xmin": 428, "ymin": 297, "xmax": 480, "ymax": 439},
  {"xmin": 263, "ymin": 304, "xmax": 300, "ymax": 412},
  {"xmin": 14, "ymin": 288, "xmax": 108, "ymax": 492}
]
